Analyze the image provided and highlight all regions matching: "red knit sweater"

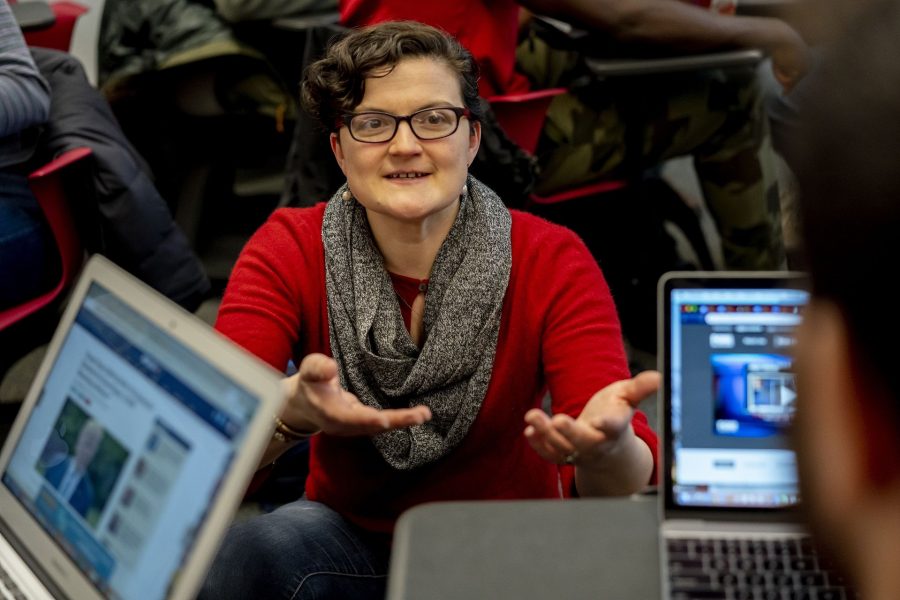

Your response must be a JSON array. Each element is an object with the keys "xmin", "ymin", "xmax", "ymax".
[{"xmin": 216, "ymin": 203, "xmax": 658, "ymax": 533}]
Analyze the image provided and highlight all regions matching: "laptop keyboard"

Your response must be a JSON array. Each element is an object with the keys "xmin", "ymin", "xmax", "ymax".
[
  {"xmin": 0, "ymin": 563, "xmax": 26, "ymax": 600},
  {"xmin": 666, "ymin": 536, "xmax": 856, "ymax": 599}
]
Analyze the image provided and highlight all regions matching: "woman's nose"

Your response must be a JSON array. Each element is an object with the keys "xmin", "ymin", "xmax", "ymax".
[{"xmin": 389, "ymin": 121, "xmax": 422, "ymax": 154}]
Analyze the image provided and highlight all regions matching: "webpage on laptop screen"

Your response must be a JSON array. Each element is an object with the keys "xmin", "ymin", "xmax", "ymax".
[
  {"xmin": 669, "ymin": 287, "xmax": 809, "ymax": 510},
  {"xmin": 2, "ymin": 283, "xmax": 259, "ymax": 600}
]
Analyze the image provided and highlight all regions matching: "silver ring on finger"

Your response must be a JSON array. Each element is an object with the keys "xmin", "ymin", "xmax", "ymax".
[{"xmin": 563, "ymin": 450, "xmax": 579, "ymax": 465}]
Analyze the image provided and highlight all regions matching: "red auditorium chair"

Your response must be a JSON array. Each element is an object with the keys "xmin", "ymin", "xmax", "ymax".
[
  {"xmin": 10, "ymin": 0, "xmax": 88, "ymax": 52},
  {"xmin": 485, "ymin": 87, "xmax": 630, "ymax": 206},
  {"xmin": 0, "ymin": 148, "xmax": 93, "ymax": 386},
  {"xmin": 484, "ymin": 29, "xmax": 766, "ymax": 349}
]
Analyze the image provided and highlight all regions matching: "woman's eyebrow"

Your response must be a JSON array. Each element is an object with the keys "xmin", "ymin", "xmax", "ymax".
[{"xmin": 353, "ymin": 100, "xmax": 460, "ymax": 114}]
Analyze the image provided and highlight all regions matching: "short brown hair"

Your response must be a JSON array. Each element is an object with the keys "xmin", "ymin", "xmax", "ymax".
[{"xmin": 301, "ymin": 21, "xmax": 483, "ymax": 132}]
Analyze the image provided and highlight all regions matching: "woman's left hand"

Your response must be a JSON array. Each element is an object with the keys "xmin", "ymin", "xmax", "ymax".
[{"xmin": 524, "ymin": 371, "xmax": 660, "ymax": 493}]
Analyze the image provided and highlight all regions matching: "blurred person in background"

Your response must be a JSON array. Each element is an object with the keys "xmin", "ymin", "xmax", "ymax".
[{"xmin": 791, "ymin": 2, "xmax": 900, "ymax": 599}]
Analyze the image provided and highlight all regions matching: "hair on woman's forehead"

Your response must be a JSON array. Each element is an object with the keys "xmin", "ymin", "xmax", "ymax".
[
  {"xmin": 342, "ymin": 25, "xmax": 471, "ymax": 101},
  {"xmin": 357, "ymin": 57, "xmax": 467, "ymax": 114},
  {"xmin": 301, "ymin": 20, "xmax": 483, "ymax": 133},
  {"xmin": 365, "ymin": 55, "xmax": 450, "ymax": 76}
]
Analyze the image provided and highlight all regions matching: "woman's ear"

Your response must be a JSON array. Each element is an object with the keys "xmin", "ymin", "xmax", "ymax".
[
  {"xmin": 330, "ymin": 132, "xmax": 347, "ymax": 175},
  {"xmin": 467, "ymin": 120, "xmax": 481, "ymax": 166}
]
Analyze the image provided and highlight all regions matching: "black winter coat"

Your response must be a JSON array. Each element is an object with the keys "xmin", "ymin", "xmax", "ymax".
[{"xmin": 31, "ymin": 48, "xmax": 210, "ymax": 311}]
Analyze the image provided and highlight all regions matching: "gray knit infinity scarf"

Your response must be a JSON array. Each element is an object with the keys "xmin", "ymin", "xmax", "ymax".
[{"xmin": 322, "ymin": 175, "xmax": 512, "ymax": 470}]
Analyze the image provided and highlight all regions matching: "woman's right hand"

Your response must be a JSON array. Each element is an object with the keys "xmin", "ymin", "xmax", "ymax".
[{"xmin": 280, "ymin": 353, "xmax": 432, "ymax": 436}]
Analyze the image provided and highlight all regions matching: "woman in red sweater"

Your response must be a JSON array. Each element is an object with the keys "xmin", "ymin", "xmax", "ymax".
[{"xmin": 200, "ymin": 21, "xmax": 659, "ymax": 600}]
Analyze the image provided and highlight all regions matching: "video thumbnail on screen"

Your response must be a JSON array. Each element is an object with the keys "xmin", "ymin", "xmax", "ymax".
[{"xmin": 711, "ymin": 353, "xmax": 795, "ymax": 438}]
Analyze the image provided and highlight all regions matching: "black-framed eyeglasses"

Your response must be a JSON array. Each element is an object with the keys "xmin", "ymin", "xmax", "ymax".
[{"xmin": 338, "ymin": 107, "xmax": 471, "ymax": 143}]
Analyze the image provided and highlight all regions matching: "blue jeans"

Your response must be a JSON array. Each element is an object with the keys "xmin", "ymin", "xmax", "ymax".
[
  {"xmin": 199, "ymin": 499, "xmax": 391, "ymax": 600},
  {"xmin": 0, "ymin": 170, "xmax": 55, "ymax": 309}
]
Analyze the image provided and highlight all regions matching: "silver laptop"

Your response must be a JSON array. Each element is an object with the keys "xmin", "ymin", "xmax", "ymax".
[
  {"xmin": 658, "ymin": 272, "xmax": 853, "ymax": 599},
  {"xmin": 0, "ymin": 255, "xmax": 283, "ymax": 600}
]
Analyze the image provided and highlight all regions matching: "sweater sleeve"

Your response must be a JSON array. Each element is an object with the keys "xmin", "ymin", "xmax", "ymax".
[
  {"xmin": 215, "ymin": 208, "xmax": 324, "ymax": 371},
  {"xmin": 535, "ymin": 224, "xmax": 659, "ymax": 491},
  {"xmin": 0, "ymin": 0, "xmax": 50, "ymax": 138}
]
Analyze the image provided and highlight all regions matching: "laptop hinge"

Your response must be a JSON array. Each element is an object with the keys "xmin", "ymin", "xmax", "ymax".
[{"xmin": 0, "ymin": 518, "xmax": 69, "ymax": 599}]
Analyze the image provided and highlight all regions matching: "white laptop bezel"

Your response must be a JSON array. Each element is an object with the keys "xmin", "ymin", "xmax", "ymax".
[
  {"xmin": 657, "ymin": 271, "xmax": 808, "ymax": 525},
  {"xmin": 0, "ymin": 255, "xmax": 283, "ymax": 600}
]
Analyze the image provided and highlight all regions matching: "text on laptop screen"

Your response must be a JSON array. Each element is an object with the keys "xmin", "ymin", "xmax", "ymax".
[
  {"xmin": 2, "ymin": 283, "xmax": 260, "ymax": 600},
  {"xmin": 669, "ymin": 287, "xmax": 809, "ymax": 510}
]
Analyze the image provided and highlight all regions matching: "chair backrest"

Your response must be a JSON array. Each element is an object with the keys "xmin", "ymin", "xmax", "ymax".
[
  {"xmin": 0, "ymin": 147, "xmax": 92, "ymax": 331},
  {"xmin": 486, "ymin": 87, "xmax": 628, "ymax": 205},
  {"xmin": 485, "ymin": 87, "xmax": 566, "ymax": 155},
  {"xmin": 8, "ymin": 0, "xmax": 55, "ymax": 30},
  {"xmin": 21, "ymin": 1, "xmax": 88, "ymax": 52}
]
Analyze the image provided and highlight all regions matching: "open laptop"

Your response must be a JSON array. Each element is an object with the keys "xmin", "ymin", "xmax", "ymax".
[
  {"xmin": 0, "ymin": 255, "xmax": 283, "ymax": 600},
  {"xmin": 659, "ymin": 272, "xmax": 853, "ymax": 599}
]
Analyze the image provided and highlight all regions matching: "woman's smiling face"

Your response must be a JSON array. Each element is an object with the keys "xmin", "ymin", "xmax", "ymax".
[{"xmin": 330, "ymin": 56, "xmax": 481, "ymax": 230}]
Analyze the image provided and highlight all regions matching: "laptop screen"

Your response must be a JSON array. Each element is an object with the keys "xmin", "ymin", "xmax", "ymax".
[
  {"xmin": 664, "ymin": 276, "xmax": 809, "ymax": 511},
  {"xmin": 1, "ymin": 282, "xmax": 260, "ymax": 600}
]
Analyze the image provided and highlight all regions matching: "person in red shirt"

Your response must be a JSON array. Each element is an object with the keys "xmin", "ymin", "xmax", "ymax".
[{"xmin": 200, "ymin": 21, "xmax": 658, "ymax": 600}]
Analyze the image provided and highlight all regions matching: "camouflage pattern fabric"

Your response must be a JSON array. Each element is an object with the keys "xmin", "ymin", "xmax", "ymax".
[{"xmin": 515, "ymin": 33, "xmax": 784, "ymax": 270}]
